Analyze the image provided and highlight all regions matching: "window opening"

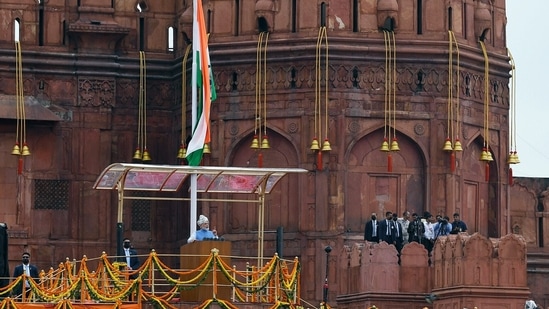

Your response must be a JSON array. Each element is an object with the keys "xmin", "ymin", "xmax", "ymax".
[
  {"xmin": 416, "ymin": 70, "xmax": 425, "ymax": 92},
  {"xmin": 465, "ymin": 75, "xmax": 471, "ymax": 96},
  {"xmin": 234, "ymin": 0, "xmax": 240, "ymax": 36},
  {"xmin": 38, "ymin": 0, "xmax": 44, "ymax": 46},
  {"xmin": 320, "ymin": 2, "xmax": 327, "ymax": 27},
  {"xmin": 139, "ymin": 17, "xmax": 145, "ymax": 51},
  {"xmin": 258, "ymin": 17, "xmax": 269, "ymax": 33},
  {"xmin": 232, "ymin": 71, "xmax": 238, "ymax": 91},
  {"xmin": 62, "ymin": 20, "xmax": 66, "ymax": 45},
  {"xmin": 291, "ymin": 0, "xmax": 297, "ymax": 32},
  {"xmin": 448, "ymin": 7, "xmax": 453, "ymax": 31},
  {"xmin": 352, "ymin": 67, "xmax": 359, "ymax": 88},
  {"xmin": 352, "ymin": 0, "xmax": 358, "ymax": 32},
  {"xmin": 207, "ymin": 9, "xmax": 212, "ymax": 33},
  {"xmin": 290, "ymin": 67, "xmax": 297, "ymax": 89},
  {"xmin": 168, "ymin": 26, "xmax": 175, "ymax": 52},
  {"xmin": 417, "ymin": 0, "xmax": 423, "ymax": 34},
  {"xmin": 14, "ymin": 18, "xmax": 20, "ymax": 42}
]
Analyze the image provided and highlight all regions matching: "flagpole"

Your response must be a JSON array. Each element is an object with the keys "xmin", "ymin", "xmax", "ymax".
[{"xmin": 189, "ymin": 0, "xmax": 199, "ymax": 240}]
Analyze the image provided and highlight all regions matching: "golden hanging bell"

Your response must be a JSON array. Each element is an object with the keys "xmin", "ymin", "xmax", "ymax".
[
  {"xmin": 507, "ymin": 152, "xmax": 518, "ymax": 164},
  {"xmin": 380, "ymin": 139, "xmax": 390, "ymax": 152},
  {"xmin": 480, "ymin": 147, "xmax": 493, "ymax": 161},
  {"xmin": 321, "ymin": 138, "xmax": 332, "ymax": 151},
  {"xmin": 177, "ymin": 145, "xmax": 186, "ymax": 159},
  {"xmin": 21, "ymin": 144, "xmax": 31, "ymax": 156},
  {"xmin": 203, "ymin": 143, "xmax": 211, "ymax": 154},
  {"xmin": 479, "ymin": 148, "xmax": 488, "ymax": 161},
  {"xmin": 260, "ymin": 135, "xmax": 270, "ymax": 149},
  {"xmin": 486, "ymin": 151, "xmax": 493, "ymax": 162},
  {"xmin": 310, "ymin": 138, "xmax": 320, "ymax": 151},
  {"xmin": 133, "ymin": 147, "xmax": 142, "ymax": 160},
  {"xmin": 250, "ymin": 135, "xmax": 259, "ymax": 149},
  {"xmin": 512, "ymin": 151, "xmax": 520, "ymax": 164},
  {"xmin": 443, "ymin": 138, "xmax": 453, "ymax": 151},
  {"xmin": 453, "ymin": 139, "xmax": 463, "ymax": 152},
  {"xmin": 390, "ymin": 138, "xmax": 400, "ymax": 151},
  {"xmin": 142, "ymin": 148, "xmax": 152, "ymax": 161},
  {"xmin": 11, "ymin": 143, "xmax": 21, "ymax": 155}
]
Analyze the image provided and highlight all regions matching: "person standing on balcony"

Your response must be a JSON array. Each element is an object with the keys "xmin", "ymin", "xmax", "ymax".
[
  {"xmin": 187, "ymin": 215, "xmax": 218, "ymax": 243},
  {"xmin": 364, "ymin": 212, "xmax": 379, "ymax": 243},
  {"xmin": 12, "ymin": 252, "xmax": 39, "ymax": 299},
  {"xmin": 122, "ymin": 238, "xmax": 140, "ymax": 279},
  {"xmin": 450, "ymin": 213, "xmax": 468, "ymax": 234}
]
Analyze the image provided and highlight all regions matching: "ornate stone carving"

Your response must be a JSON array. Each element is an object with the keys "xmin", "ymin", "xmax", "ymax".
[{"xmin": 78, "ymin": 78, "xmax": 115, "ymax": 107}]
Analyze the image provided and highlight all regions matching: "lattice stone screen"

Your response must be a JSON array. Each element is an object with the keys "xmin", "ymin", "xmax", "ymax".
[{"xmin": 34, "ymin": 179, "xmax": 70, "ymax": 210}]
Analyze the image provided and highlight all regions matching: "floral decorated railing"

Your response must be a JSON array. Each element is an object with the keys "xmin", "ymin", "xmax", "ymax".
[{"xmin": 0, "ymin": 249, "xmax": 301, "ymax": 309}]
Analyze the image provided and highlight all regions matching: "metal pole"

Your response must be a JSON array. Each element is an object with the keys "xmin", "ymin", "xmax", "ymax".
[
  {"xmin": 117, "ymin": 182, "xmax": 125, "ymax": 260},
  {"xmin": 276, "ymin": 226, "xmax": 283, "ymax": 258},
  {"xmin": 322, "ymin": 246, "xmax": 332, "ymax": 308}
]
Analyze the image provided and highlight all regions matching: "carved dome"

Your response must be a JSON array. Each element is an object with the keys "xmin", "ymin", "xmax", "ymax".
[
  {"xmin": 377, "ymin": 0, "xmax": 399, "ymax": 12},
  {"xmin": 474, "ymin": 4, "xmax": 491, "ymax": 23},
  {"xmin": 256, "ymin": 0, "xmax": 274, "ymax": 12},
  {"xmin": 181, "ymin": 5, "xmax": 193, "ymax": 24}
]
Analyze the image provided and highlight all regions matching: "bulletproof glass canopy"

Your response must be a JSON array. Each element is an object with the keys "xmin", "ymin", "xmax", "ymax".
[{"xmin": 93, "ymin": 163, "xmax": 307, "ymax": 194}]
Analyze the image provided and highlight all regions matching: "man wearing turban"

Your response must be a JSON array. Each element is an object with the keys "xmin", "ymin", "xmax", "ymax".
[{"xmin": 187, "ymin": 215, "xmax": 218, "ymax": 243}]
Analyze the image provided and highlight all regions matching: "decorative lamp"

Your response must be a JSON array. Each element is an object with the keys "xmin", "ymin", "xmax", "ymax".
[{"xmin": 321, "ymin": 138, "xmax": 332, "ymax": 151}]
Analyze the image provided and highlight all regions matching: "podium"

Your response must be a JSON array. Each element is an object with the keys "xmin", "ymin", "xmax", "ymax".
[{"xmin": 179, "ymin": 240, "xmax": 232, "ymax": 301}]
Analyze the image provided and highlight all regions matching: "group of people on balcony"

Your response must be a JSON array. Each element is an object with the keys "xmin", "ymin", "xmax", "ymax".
[{"xmin": 364, "ymin": 210, "xmax": 467, "ymax": 254}]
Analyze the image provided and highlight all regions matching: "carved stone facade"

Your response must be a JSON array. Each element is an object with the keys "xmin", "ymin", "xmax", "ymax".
[{"xmin": 0, "ymin": 0, "xmax": 546, "ymax": 307}]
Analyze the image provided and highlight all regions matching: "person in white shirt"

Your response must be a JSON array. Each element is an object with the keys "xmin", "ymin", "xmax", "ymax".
[
  {"xmin": 422, "ymin": 213, "xmax": 436, "ymax": 253},
  {"xmin": 399, "ymin": 211, "xmax": 411, "ymax": 245}
]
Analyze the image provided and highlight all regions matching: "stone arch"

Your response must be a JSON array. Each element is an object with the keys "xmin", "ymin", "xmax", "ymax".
[
  {"xmin": 345, "ymin": 127, "xmax": 427, "ymax": 233},
  {"xmin": 225, "ymin": 127, "xmax": 301, "ymax": 234},
  {"xmin": 462, "ymin": 133, "xmax": 499, "ymax": 237},
  {"xmin": 255, "ymin": 0, "xmax": 275, "ymax": 32}
]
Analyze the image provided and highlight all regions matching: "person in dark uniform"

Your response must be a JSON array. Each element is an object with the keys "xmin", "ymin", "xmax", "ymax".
[
  {"xmin": 12, "ymin": 252, "xmax": 39, "ymax": 299},
  {"xmin": 364, "ymin": 212, "xmax": 379, "ymax": 243}
]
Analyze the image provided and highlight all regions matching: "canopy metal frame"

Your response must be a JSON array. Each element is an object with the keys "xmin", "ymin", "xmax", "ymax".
[{"xmin": 93, "ymin": 163, "xmax": 307, "ymax": 264}]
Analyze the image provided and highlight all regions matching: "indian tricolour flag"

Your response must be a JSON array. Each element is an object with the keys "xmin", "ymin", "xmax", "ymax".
[{"xmin": 186, "ymin": 0, "xmax": 217, "ymax": 166}]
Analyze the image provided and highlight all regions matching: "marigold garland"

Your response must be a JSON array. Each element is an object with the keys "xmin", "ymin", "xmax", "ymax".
[{"xmin": 3, "ymin": 250, "xmax": 300, "ymax": 308}]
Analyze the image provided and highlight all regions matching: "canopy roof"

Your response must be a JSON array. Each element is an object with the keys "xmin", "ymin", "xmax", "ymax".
[{"xmin": 93, "ymin": 163, "xmax": 307, "ymax": 194}]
